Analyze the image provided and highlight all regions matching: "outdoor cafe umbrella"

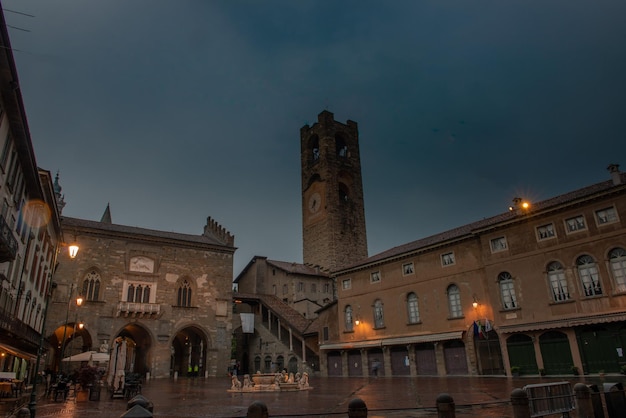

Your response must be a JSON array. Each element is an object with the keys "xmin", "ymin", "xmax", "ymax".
[
  {"xmin": 63, "ymin": 350, "xmax": 110, "ymax": 363},
  {"xmin": 107, "ymin": 338, "xmax": 127, "ymax": 391}
]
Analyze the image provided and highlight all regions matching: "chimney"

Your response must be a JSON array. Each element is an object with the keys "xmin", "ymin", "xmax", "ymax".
[{"xmin": 607, "ymin": 164, "xmax": 622, "ymax": 186}]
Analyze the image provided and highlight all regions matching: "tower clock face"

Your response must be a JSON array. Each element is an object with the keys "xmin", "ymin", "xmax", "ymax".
[{"xmin": 308, "ymin": 192, "xmax": 321, "ymax": 214}]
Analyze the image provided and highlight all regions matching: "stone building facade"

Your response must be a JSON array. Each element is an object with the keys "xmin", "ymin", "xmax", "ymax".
[
  {"xmin": 319, "ymin": 164, "xmax": 626, "ymax": 378},
  {"xmin": 46, "ymin": 213, "xmax": 235, "ymax": 379},
  {"xmin": 235, "ymin": 256, "xmax": 332, "ymax": 319}
]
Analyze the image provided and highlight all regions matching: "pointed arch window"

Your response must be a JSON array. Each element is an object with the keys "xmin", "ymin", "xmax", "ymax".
[
  {"xmin": 310, "ymin": 135, "xmax": 320, "ymax": 162},
  {"xmin": 344, "ymin": 305, "xmax": 353, "ymax": 332},
  {"xmin": 447, "ymin": 285, "xmax": 462, "ymax": 318},
  {"xmin": 177, "ymin": 279, "xmax": 192, "ymax": 307},
  {"xmin": 577, "ymin": 255, "xmax": 602, "ymax": 296},
  {"xmin": 407, "ymin": 292, "xmax": 420, "ymax": 324},
  {"xmin": 547, "ymin": 261, "xmax": 569, "ymax": 302},
  {"xmin": 498, "ymin": 272, "xmax": 518, "ymax": 309},
  {"xmin": 609, "ymin": 247, "xmax": 626, "ymax": 293},
  {"xmin": 82, "ymin": 270, "xmax": 101, "ymax": 301},
  {"xmin": 373, "ymin": 299, "xmax": 384, "ymax": 328}
]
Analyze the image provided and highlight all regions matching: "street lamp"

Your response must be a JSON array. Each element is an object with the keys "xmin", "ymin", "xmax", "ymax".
[
  {"xmin": 60, "ymin": 293, "xmax": 84, "ymax": 374},
  {"xmin": 28, "ymin": 282, "xmax": 57, "ymax": 418}
]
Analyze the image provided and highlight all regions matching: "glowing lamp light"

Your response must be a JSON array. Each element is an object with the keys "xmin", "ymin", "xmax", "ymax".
[
  {"xmin": 76, "ymin": 296, "xmax": 84, "ymax": 307},
  {"xmin": 521, "ymin": 201, "xmax": 530, "ymax": 209},
  {"xmin": 68, "ymin": 243, "xmax": 80, "ymax": 259},
  {"xmin": 355, "ymin": 319, "xmax": 360, "ymax": 326}
]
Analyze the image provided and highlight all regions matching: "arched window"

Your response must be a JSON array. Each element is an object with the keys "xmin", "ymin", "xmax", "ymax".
[
  {"xmin": 547, "ymin": 261, "xmax": 569, "ymax": 302},
  {"xmin": 177, "ymin": 279, "xmax": 192, "ymax": 307},
  {"xmin": 127, "ymin": 284, "xmax": 135, "ymax": 301},
  {"xmin": 82, "ymin": 270, "xmax": 101, "ymax": 301},
  {"xmin": 344, "ymin": 305, "xmax": 353, "ymax": 331},
  {"xmin": 373, "ymin": 299, "xmax": 384, "ymax": 328},
  {"xmin": 447, "ymin": 285, "xmax": 462, "ymax": 318},
  {"xmin": 310, "ymin": 135, "xmax": 320, "ymax": 162},
  {"xmin": 407, "ymin": 292, "xmax": 420, "ymax": 324},
  {"xmin": 498, "ymin": 272, "xmax": 518, "ymax": 309},
  {"xmin": 609, "ymin": 248, "xmax": 626, "ymax": 293},
  {"xmin": 336, "ymin": 137, "xmax": 348, "ymax": 158},
  {"xmin": 577, "ymin": 255, "xmax": 602, "ymax": 296}
]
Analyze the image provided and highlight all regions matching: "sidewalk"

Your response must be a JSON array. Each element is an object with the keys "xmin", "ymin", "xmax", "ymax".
[{"xmin": 25, "ymin": 374, "xmax": 626, "ymax": 417}]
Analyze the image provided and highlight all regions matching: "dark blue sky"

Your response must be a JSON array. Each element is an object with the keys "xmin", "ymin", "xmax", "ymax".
[{"xmin": 4, "ymin": 1, "xmax": 626, "ymax": 275}]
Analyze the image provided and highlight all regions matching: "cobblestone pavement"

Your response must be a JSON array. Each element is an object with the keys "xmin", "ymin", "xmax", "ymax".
[{"xmin": 24, "ymin": 374, "xmax": 626, "ymax": 418}]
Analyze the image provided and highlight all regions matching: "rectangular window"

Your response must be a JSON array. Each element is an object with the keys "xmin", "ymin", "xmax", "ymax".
[
  {"xmin": 490, "ymin": 237, "xmax": 508, "ymax": 253},
  {"xmin": 536, "ymin": 223, "xmax": 556, "ymax": 241},
  {"xmin": 297, "ymin": 282, "xmax": 304, "ymax": 291},
  {"xmin": 0, "ymin": 134, "xmax": 11, "ymax": 172},
  {"xmin": 324, "ymin": 283, "xmax": 330, "ymax": 293},
  {"xmin": 565, "ymin": 215, "xmax": 586, "ymax": 233},
  {"xmin": 323, "ymin": 326, "xmax": 329, "ymax": 341},
  {"xmin": 311, "ymin": 283, "xmax": 316, "ymax": 293},
  {"xmin": 370, "ymin": 271, "xmax": 381, "ymax": 283},
  {"xmin": 342, "ymin": 278, "xmax": 351, "ymax": 290},
  {"xmin": 596, "ymin": 207, "xmax": 618, "ymax": 225},
  {"xmin": 402, "ymin": 262, "xmax": 414, "ymax": 275},
  {"xmin": 441, "ymin": 252, "xmax": 455, "ymax": 266}
]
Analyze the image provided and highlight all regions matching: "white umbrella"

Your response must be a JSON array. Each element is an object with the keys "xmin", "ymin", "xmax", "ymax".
[
  {"xmin": 62, "ymin": 350, "xmax": 98, "ymax": 362},
  {"xmin": 107, "ymin": 339, "xmax": 127, "ymax": 391}
]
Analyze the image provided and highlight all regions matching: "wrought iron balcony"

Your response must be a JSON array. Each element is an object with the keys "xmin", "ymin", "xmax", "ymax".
[
  {"xmin": 0, "ymin": 215, "xmax": 17, "ymax": 262},
  {"xmin": 116, "ymin": 301, "xmax": 161, "ymax": 318}
]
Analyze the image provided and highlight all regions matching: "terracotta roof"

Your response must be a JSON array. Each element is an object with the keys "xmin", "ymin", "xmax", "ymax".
[
  {"xmin": 340, "ymin": 174, "xmax": 626, "ymax": 271},
  {"xmin": 266, "ymin": 259, "xmax": 329, "ymax": 277},
  {"xmin": 61, "ymin": 216, "xmax": 235, "ymax": 250}
]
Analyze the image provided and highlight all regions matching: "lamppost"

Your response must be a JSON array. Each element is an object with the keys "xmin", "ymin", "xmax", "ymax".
[
  {"xmin": 28, "ymin": 242, "xmax": 79, "ymax": 418},
  {"xmin": 59, "ymin": 292, "xmax": 84, "ymax": 375},
  {"xmin": 28, "ymin": 281, "xmax": 56, "ymax": 418},
  {"xmin": 66, "ymin": 296, "xmax": 84, "ymax": 368}
]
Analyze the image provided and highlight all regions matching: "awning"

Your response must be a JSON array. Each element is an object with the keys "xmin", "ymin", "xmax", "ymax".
[
  {"xmin": 320, "ymin": 330, "xmax": 465, "ymax": 351},
  {"xmin": 498, "ymin": 312, "xmax": 626, "ymax": 334},
  {"xmin": 0, "ymin": 344, "xmax": 37, "ymax": 361}
]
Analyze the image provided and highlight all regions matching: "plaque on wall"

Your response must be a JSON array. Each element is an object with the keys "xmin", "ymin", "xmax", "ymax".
[{"xmin": 129, "ymin": 256, "xmax": 155, "ymax": 273}]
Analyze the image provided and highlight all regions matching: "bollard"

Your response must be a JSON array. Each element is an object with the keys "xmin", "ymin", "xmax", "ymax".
[
  {"xmin": 587, "ymin": 384, "xmax": 605, "ymax": 418},
  {"xmin": 120, "ymin": 404, "xmax": 153, "ymax": 418},
  {"xmin": 574, "ymin": 383, "xmax": 594, "ymax": 418},
  {"xmin": 436, "ymin": 393, "xmax": 455, "ymax": 418},
  {"xmin": 348, "ymin": 398, "xmax": 368, "ymax": 418},
  {"xmin": 127, "ymin": 394, "xmax": 154, "ymax": 412},
  {"xmin": 510, "ymin": 388, "xmax": 530, "ymax": 418},
  {"xmin": 247, "ymin": 401, "xmax": 269, "ymax": 418}
]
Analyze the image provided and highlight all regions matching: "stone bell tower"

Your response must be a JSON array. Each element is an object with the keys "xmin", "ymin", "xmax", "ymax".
[{"xmin": 300, "ymin": 110, "xmax": 368, "ymax": 272}]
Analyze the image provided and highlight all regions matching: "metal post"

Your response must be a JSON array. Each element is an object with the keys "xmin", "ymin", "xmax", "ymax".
[
  {"xmin": 29, "ymin": 282, "xmax": 57, "ymax": 418},
  {"xmin": 436, "ymin": 393, "xmax": 456, "ymax": 418},
  {"xmin": 58, "ymin": 284, "xmax": 74, "ymax": 374}
]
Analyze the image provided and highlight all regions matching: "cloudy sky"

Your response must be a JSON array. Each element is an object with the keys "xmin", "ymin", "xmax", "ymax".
[{"xmin": 3, "ymin": 1, "xmax": 626, "ymax": 276}]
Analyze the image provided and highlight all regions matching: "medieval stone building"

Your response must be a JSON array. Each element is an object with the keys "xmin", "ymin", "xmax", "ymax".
[{"xmin": 47, "ymin": 208, "xmax": 235, "ymax": 379}]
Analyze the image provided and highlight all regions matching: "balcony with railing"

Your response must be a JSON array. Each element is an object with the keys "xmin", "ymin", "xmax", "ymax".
[
  {"xmin": 0, "ymin": 215, "xmax": 18, "ymax": 263},
  {"xmin": 116, "ymin": 301, "xmax": 161, "ymax": 318}
]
